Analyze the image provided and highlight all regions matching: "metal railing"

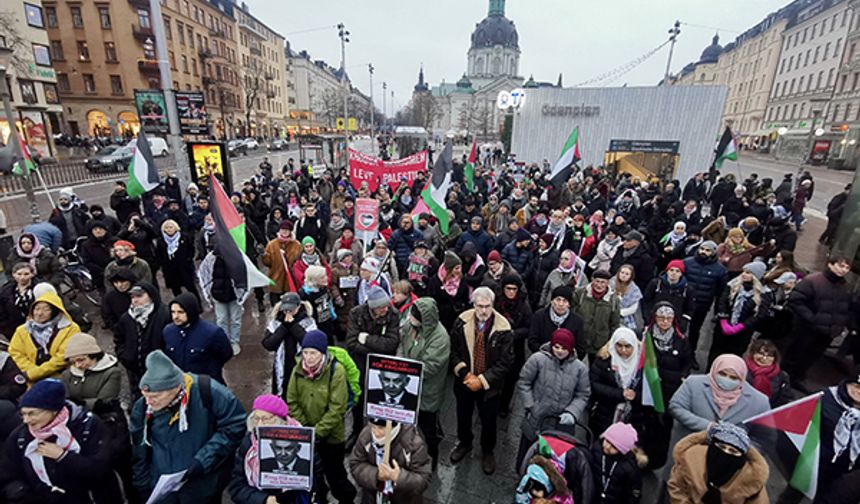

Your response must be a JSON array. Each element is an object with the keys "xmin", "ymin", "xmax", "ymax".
[{"xmin": 0, "ymin": 161, "xmax": 126, "ymax": 197}]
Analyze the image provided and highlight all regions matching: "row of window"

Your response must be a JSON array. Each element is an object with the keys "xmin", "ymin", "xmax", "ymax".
[
  {"xmin": 167, "ymin": 0, "xmax": 227, "ymax": 36},
  {"xmin": 774, "ymin": 68, "xmax": 836, "ymax": 97},
  {"xmin": 10, "ymin": 78, "xmax": 60, "ymax": 105},
  {"xmin": 778, "ymin": 38, "xmax": 842, "ymax": 74},
  {"xmin": 164, "ymin": 16, "xmax": 237, "ymax": 65},
  {"xmin": 783, "ymin": 9, "xmax": 850, "ymax": 52},
  {"xmin": 54, "ymin": 73, "xmax": 124, "ymax": 95}
]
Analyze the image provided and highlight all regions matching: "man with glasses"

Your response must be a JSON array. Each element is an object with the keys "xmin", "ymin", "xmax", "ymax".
[
  {"xmin": 448, "ymin": 287, "xmax": 513, "ymax": 475},
  {"xmin": 683, "ymin": 240, "xmax": 728, "ymax": 368}
]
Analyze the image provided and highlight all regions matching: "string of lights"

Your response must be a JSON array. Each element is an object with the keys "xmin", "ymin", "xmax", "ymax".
[{"xmin": 572, "ymin": 39, "xmax": 672, "ymax": 87}]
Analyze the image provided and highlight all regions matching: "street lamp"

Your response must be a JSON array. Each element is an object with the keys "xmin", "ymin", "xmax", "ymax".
[
  {"xmin": 337, "ymin": 23, "xmax": 349, "ymax": 142},
  {"xmin": 0, "ymin": 45, "xmax": 40, "ymax": 223}
]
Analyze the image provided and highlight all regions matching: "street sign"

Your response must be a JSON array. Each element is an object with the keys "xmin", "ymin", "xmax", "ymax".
[
  {"xmin": 348, "ymin": 117, "xmax": 357, "ymax": 131},
  {"xmin": 336, "ymin": 117, "xmax": 346, "ymax": 131}
]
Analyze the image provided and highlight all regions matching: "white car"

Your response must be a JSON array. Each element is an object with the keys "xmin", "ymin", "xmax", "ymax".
[
  {"xmin": 242, "ymin": 138, "xmax": 259, "ymax": 150},
  {"xmin": 147, "ymin": 137, "xmax": 170, "ymax": 157}
]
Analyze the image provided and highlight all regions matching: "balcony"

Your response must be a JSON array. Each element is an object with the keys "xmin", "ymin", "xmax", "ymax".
[
  {"xmin": 132, "ymin": 23, "xmax": 154, "ymax": 41},
  {"xmin": 198, "ymin": 48, "xmax": 213, "ymax": 60},
  {"xmin": 249, "ymin": 45, "xmax": 262, "ymax": 56},
  {"xmin": 138, "ymin": 58, "xmax": 160, "ymax": 74},
  {"xmin": 239, "ymin": 19, "xmax": 264, "ymax": 38},
  {"xmin": 209, "ymin": 27, "xmax": 227, "ymax": 39}
]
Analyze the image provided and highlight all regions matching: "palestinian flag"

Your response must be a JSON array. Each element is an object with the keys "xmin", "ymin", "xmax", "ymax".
[
  {"xmin": 420, "ymin": 141, "xmax": 453, "ymax": 235},
  {"xmin": 11, "ymin": 136, "xmax": 37, "ymax": 176},
  {"xmin": 126, "ymin": 130, "xmax": 160, "ymax": 197},
  {"xmin": 713, "ymin": 126, "xmax": 738, "ymax": 169},
  {"xmin": 549, "ymin": 126, "xmax": 581, "ymax": 188},
  {"xmin": 464, "ymin": 140, "xmax": 477, "ymax": 192},
  {"xmin": 744, "ymin": 392, "xmax": 823, "ymax": 499},
  {"xmin": 208, "ymin": 174, "xmax": 272, "ymax": 298},
  {"xmin": 639, "ymin": 330, "xmax": 665, "ymax": 413}
]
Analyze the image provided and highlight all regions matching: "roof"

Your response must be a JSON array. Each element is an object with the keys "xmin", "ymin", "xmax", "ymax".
[
  {"xmin": 470, "ymin": 13, "xmax": 519, "ymax": 50},
  {"xmin": 698, "ymin": 34, "xmax": 722, "ymax": 64}
]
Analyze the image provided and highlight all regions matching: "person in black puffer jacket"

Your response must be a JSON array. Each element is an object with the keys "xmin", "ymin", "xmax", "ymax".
[
  {"xmin": 682, "ymin": 241, "xmax": 728, "ymax": 361},
  {"xmin": 528, "ymin": 286, "xmax": 585, "ymax": 355},
  {"xmin": 528, "ymin": 233, "xmax": 559, "ymax": 306},
  {"xmin": 78, "ymin": 221, "xmax": 115, "ymax": 293},
  {"xmin": 783, "ymin": 256, "xmax": 857, "ymax": 385},
  {"xmin": 501, "ymin": 228, "xmax": 535, "ymax": 277},
  {"xmin": 495, "ymin": 274, "xmax": 533, "ymax": 417},
  {"xmin": 154, "ymin": 219, "xmax": 199, "ymax": 300},
  {"xmin": 641, "ymin": 260, "xmax": 695, "ymax": 333},
  {"xmin": 101, "ymin": 269, "xmax": 134, "ymax": 336},
  {"xmin": 113, "ymin": 281, "xmax": 170, "ymax": 398}
]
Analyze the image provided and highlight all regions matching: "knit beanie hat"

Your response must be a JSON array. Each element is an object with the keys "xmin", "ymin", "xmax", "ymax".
[
  {"xmin": 64, "ymin": 333, "xmax": 102, "ymax": 360},
  {"xmin": 551, "ymin": 285, "xmax": 573, "ymax": 303},
  {"xmin": 700, "ymin": 240, "xmax": 718, "ymax": 253},
  {"xmin": 501, "ymin": 273, "xmax": 520, "ymax": 288},
  {"xmin": 20, "ymin": 378, "xmax": 66, "ymax": 411},
  {"xmin": 515, "ymin": 228, "xmax": 532, "ymax": 242},
  {"xmin": 140, "ymin": 350, "xmax": 185, "ymax": 392},
  {"xmin": 742, "ymin": 261, "xmax": 767, "ymax": 280},
  {"xmin": 487, "ymin": 250, "xmax": 502, "ymax": 264},
  {"xmin": 707, "ymin": 422, "xmax": 750, "ymax": 454},
  {"xmin": 301, "ymin": 329, "xmax": 328, "ymax": 353},
  {"xmin": 551, "ymin": 328, "xmax": 575, "ymax": 352},
  {"xmin": 665, "ymin": 259, "xmax": 686, "ymax": 274},
  {"xmin": 602, "ymin": 422, "xmax": 639, "ymax": 455},
  {"xmin": 361, "ymin": 257, "xmax": 381, "ymax": 275},
  {"xmin": 336, "ymin": 248, "xmax": 354, "ymax": 261},
  {"xmin": 252, "ymin": 394, "xmax": 290, "ymax": 420},
  {"xmin": 540, "ymin": 233, "xmax": 556, "ymax": 246},
  {"xmin": 114, "ymin": 240, "xmax": 136, "ymax": 250},
  {"xmin": 367, "ymin": 285, "xmax": 390, "ymax": 309},
  {"xmin": 443, "ymin": 251, "xmax": 462, "ymax": 271},
  {"xmin": 301, "ymin": 236, "xmax": 316, "ymax": 248},
  {"xmin": 279, "ymin": 220, "xmax": 294, "ymax": 231},
  {"xmin": 774, "ymin": 272, "xmax": 797, "ymax": 285}
]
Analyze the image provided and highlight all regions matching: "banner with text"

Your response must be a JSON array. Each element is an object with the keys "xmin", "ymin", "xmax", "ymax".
[{"xmin": 348, "ymin": 149, "xmax": 427, "ymax": 192}]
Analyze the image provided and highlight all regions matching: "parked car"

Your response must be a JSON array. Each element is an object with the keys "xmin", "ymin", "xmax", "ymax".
[
  {"xmin": 85, "ymin": 137, "xmax": 168, "ymax": 173},
  {"xmin": 242, "ymin": 137, "xmax": 260, "ymax": 150},
  {"xmin": 269, "ymin": 138, "xmax": 287, "ymax": 151},
  {"xmin": 227, "ymin": 139, "xmax": 247, "ymax": 157}
]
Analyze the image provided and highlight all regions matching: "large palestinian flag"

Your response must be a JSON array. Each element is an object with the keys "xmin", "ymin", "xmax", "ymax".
[
  {"xmin": 126, "ymin": 130, "xmax": 160, "ymax": 197},
  {"xmin": 549, "ymin": 126, "xmax": 581, "ymax": 188},
  {"xmin": 713, "ymin": 126, "xmax": 738, "ymax": 169},
  {"xmin": 420, "ymin": 141, "xmax": 453, "ymax": 234},
  {"xmin": 209, "ymin": 174, "xmax": 271, "ymax": 299},
  {"xmin": 744, "ymin": 392, "xmax": 823, "ymax": 499},
  {"xmin": 464, "ymin": 140, "xmax": 477, "ymax": 192}
]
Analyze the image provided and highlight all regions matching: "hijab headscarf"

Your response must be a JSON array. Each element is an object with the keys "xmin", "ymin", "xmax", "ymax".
[
  {"xmin": 15, "ymin": 233, "xmax": 42, "ymax": 267},
  {"xmin": 665, "ymin": 221, "xmax": 687, "ymax": 248},
  {"xmin": 708, "ymin": 354, "xmax": 748, "ymax": 416},
  {"xmin": 607, "ymin": 327, "xmax": 641, "ymax": 389}
]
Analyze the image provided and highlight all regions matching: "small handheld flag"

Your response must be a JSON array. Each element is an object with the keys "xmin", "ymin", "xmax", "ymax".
[{"xmin": 126, "ymin": 130, "xmax": 160, "ymax": 197}]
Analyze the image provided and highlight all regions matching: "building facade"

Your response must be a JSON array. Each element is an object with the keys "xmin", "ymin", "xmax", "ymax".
[
  {"xmin": 826, "ymin": 0, "xmax": 860, "ymax": 166},
  {"xmin": 235, "ymin": 4, "xmax": 287, "ymax": 139},
  {"xmin": 0, "ymin": 0, "xmax": 62, "ymax": 157},
  {"xmin": 286, "ymin": 48, "xmax": 343, "ymax": 134}
]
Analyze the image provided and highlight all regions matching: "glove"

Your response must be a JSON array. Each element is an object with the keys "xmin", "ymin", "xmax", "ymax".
[
  {"xmin": 719, "ymin": 319, "xmax": 732, "ymax": 335},
  {"xmin": 358, "ymin": 332, "xmax": 368, "ymax": 345},
  {"xmin": 184, "ymin": 459, "xmax": 205, "ymax": 480},
  {"xmin": 559, "ymin": 412, "xmax": 575, "ymax": 426},
  {"xmin": 727, "ymin": 323, "xmax": 745, "ymax": 336}
]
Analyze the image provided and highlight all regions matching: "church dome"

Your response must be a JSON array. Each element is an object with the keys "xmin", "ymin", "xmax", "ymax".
[
  {"xmin": 698, "ymin": 34, "xmax": 722, "ymax": 64},
  {"xmin": 470, "ymin": 2, "xmax": 519, "ymax": 50}
]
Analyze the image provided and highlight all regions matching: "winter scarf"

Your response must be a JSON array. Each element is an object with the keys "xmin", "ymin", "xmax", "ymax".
[
  {"xmin": 407, "ymin": 253, "xmax": 431, "ymax": 282},
  {"xmin": 371, "ymin": 424, "xmax": 402, "ymax": 496},
  {"xmin": 437, "ymin": 265, "xmax": 462, "ymax": 296},
  {"xmin": 163, "ymin": 231, "xmax": 181, "ymax": 257},
  {"xmin": 302, "ymin": 355, "xmax": 326, "ymax": 380},
  {"xmin": 14, "ymin": 286, "xmax": 34, "ymax": 319},
  {"xmin": 651, "ymin": 325, "xmax": 675, "ymax": 353},
  {"xmin": 301, "ymin": 252, "xmax": 320, "ymax": 266},
  {"xmin": 244, "ymin": 418, "xmax": 301, "ymax": 488},
  {"xmin": 15, "ymin": 234, "xmax": 42, "ymax": 268},
  {"xmin": 548, "ymin": 307, "xmax": 569, "ymax": 327},
  {"xmin": 709, "ymin": 355, "xmax": 747, "ymax": 417},
  {"xmin": 330, "ymin": 217, "xmax": 346, "ymax": 233},
  {"xmin": 744, "ymin": 355, "xmax": 781, "ymax": 397},
  {"xmin": 339, "ymin": 235, "xmax": 355, "ymax": 251},
  {"xmin": 730, "ymin": 283, "xmax": 755, "ymax": 325},
  {"xmin": 143, "ymin": 374, "xmax": 192, "ymax": 446},
  {"xmin": 25, "ymin": 406, "xmax": 80, "ymax": 493},
  {"xmin": 25, "ymin": 315, "xmax": 60, "ymax": 352},
  {"xmin": 831, "ymin": 385, "xmax": 860, "ymax": 470},
  {"xmin": 129, "ymin": 302, "xmax": 155, "ymax": 328}
]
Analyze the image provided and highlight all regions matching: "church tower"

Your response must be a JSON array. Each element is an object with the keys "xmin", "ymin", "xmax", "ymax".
[{"xmin": 467, "ymin": 0, "xmax": 521, "ymax": 86}]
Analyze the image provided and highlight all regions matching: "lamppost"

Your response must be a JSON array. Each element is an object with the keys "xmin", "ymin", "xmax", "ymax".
[
  {"xmin": 368, "ymin": 64, "xmax": 374, "ymax": 136},
  {"xmin": 664, "ymin": 20, "xmax": 681, "ymax": 84},
  {"xmin": 337, "ymin": 23, "xmax": 349, "ymax": 140},
  {"xmin": 382, "ymin": 81, "xmax": 387, "ymax": 133},
  {"xmin": 0, "ymin": 46, "xmax": 40, "ymax": 223}
]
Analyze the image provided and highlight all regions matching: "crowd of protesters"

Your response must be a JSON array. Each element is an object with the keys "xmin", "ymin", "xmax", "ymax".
[{"xmin": 0, "ymin": 144, "xmax": 857, "ymax": 504}]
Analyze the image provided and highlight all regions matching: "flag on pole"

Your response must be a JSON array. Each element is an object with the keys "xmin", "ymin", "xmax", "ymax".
[
  {"xmin": 549, "ymin": 126, "xmax": 581, "ymax": 188},
  {"xmin": 743, "ymin": 392, "xmax": 823, "ymax": 499},
  {"xmin": 126, "ymin": 130, "xmax": 160, "ymax": 197},
  {"xmin": 11, "ymin": 137, "xmax": 37, "ymax": 176},
  {"xmin": 464, "ymin": 140, "xmax": 477, "ymax": 192},
  {"xmin": 420, "ymin": 141, "xmax": 453, "ymax": 235},
  {"xmin": 208, "ymin": 174, "xmax": 272, "ymax": 299},
  {"xmin": 639, "ymin": 330, "xmax": 665, "ymax": 413},
  {"xmin": 713, "ymin": 126, "xmax": 738, "ymax": 169}
]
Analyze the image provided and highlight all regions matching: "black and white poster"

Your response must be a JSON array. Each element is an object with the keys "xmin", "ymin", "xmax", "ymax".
[
  {"xmin": 174, "ymin": 91, "xmax": 208, "ymax": 135},
  {"xmin": 256, "ymin": 425, "xmax": 314, "ymax": 490},
  {"xmin": 365, "ymin": 354, "xmax": 423, "ymax": 425}
]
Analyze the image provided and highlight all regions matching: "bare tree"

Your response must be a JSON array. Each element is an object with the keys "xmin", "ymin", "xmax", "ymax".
[
  {"xmin": 313, "ymin": 88, "xmax": 341, "ymax": 129},
  {"xmin": 0, "ymin": 11, "xmax": 33, "ymax": 76},
  {"xmin": 474, "ymin": 99, "xmax": 495, "ymax": 138},
  {"xmin": 457, "ymin": 96, "xmax": 480, "ymax": 132},
  {"xmin": 405, "ymin": 93, "xmax": 441, "ymax": 131}
]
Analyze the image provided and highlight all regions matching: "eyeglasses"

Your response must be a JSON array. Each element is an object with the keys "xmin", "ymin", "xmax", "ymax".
[{"xmin": 754, "ymin": 351, "xmax": 775, "ymax": 359}]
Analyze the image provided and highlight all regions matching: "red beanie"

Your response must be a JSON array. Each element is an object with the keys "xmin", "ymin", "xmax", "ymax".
[
  {"xmin": 551, "ymin": 328, "xmax": 575, "ymax": 352},
  {"xmin": 487, "ymin": 250, "xmax": 502, "ymax": 263},
  {"xmin": 666, "ymin": 259, "xmax": 685, "ymax": 274}
]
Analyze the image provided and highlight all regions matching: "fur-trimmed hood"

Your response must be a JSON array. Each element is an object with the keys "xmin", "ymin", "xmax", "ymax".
[{"xmin": 528, "ymin": 455, "xmax": 570, "ymax": 497}]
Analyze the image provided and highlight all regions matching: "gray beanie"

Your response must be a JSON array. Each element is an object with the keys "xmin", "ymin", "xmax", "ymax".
[
  {"xmin": 700, "ymin": 240, "xmax": 718, "ymax": 253},
  {"xmin": 140, "ymin": 350, "xmax": 185, "ymax": 392},
  {"xmin": 707, "ymin": 422, "xmax": 750, "ymax": 453},
  {"xmin": 742, "ymin": 261, "xmax": 767, "ymax": 280},
  {"xmin": 367, "ymin": 285, "xmax": 390, "ymax": 309}
]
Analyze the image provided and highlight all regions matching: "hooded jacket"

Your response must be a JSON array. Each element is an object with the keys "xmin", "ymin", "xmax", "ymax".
[
  {"xmin": 9, "ymin": 291, "xmax": 80, "ymax": 382},
  {"xmin": 667, "ymin": 431, "xmax": 769, "ymax": 504},
  {"xmin": 114, "ymin": 281, "xmax": 171, "ymax": 376},
  {"xmin": 7, "ymin": 234, "xmax": 63, "ymax": 286},
  {"xmin": 349, "ymin": 424, "xmax": 432, "ymax": 504},
  {"xmin": 286, "ymin": 354, "xmax": 349, "ymax": 444},
  {"xmin": 518, "ymin": 343, "xmax": 590, "ymax": 441},
  {"xmin": 396, "ymin": 298, "xmax": 450, "ymax": 412},
  {"xmin": 60, "ymin": 354, "xmax": 122, "ymax": 410},
  {"xmin": 641, "ymin": 274, "xmax": 695, "ymax": 330},
  {"xmin": 78, "ymin": 221, "xmax": 116, "ymax": 284},
  {"xmin": 571, "ymin": 285, "xmax": 621, "ymax": 355},
  {"xmin": 163, "ymin": 293, "xmax": 233, "ymax": 384},
  {"xmin": 103, "ymin": 256, "xmax": 153, "ymax": 292}
]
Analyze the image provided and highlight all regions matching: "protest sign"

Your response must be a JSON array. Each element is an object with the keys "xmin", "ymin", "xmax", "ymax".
[
  {"xmin": 354, "ymin": 198, "xmax": 379, "ymax": 245},
  {"xmin": 256, "ymin": 425, "xmax": 315, "ymax": 491},
  {"xmin": 348, "ymin": 149, "xmax": 427, "ymax": 192},
  {"xmin": 365, "ymin": 354, "xmax": 423, "ymax": 425}
]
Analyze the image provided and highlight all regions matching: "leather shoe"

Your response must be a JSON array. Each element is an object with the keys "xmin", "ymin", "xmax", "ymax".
[
  {"xmin": 482, "ymin": 452, "xmax": 496, "ymax": 475},
  {"xmin": 449, "ymin": 443, "xmax": 471, "ymax": 464}
]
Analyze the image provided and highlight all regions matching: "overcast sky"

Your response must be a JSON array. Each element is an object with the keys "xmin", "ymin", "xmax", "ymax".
[{"xmin": 247, "ymin": 0, "xmax": 789, "ymax": 114}]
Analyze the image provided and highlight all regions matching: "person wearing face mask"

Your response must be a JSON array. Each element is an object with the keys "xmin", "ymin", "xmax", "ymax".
[
  {"xmin": 103, "ymin": 240, "xmax": 153, "ymax": 292},
  {"xmin": 348, "ymin": 418, "xmax": 432, "ymax": 504},
  {"xmin": 286, "ymin": 331, "xmax": 357, "ymax": 504},
  {"xmin": 9, "ymin": 291, "xmax": 80, "ymax": 385},
  {"xmin": 396, "ymin": 298, "xmax": 450, "ymax": 469},
  {"xmin": 667, "ymin": 354, "xmax": 769, "ymax": 474},
  {"xmin": 588, "ymin": 422, "xmax": 646, "ymax": 504},
  {"xmin": 668, "ymin": 422, "xmax": 768, "ymax": 504},
  {"xmin": 48, "ymin": 189, "xmax": 89, "ymax": 250},
  {"xmin": 707, "ymin": 261, "xmax": 771, "ymax": 366},
  {"xmin": 129, "ymin": 350, "xmax": 246, "ymax": 504},
  {"xmin": 516, "ymin": 328, "xmax": 590, "ymax": 466},
  {"xmin": 589, "ymin": 328, "xmax": 642, "ymax": 438},
  {"xmin": 683, "ymin": 240, "xmax": 728, "ymax": 368}
]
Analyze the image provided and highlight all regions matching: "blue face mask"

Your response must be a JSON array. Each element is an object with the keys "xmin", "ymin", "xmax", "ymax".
[{"xmin": 715, "ymin": 375, "xmax": 741, "ymax": 391}]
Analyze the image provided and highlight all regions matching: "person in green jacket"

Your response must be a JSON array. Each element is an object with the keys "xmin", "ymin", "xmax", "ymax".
[
  {"xmin": 60, "ymin": 332, "xmax": 122, "ymax": 410},
  {"xmin": 396, "ymin": 297, "xmax": 450, "ymax": 469},
  {"xmin": 130, "ymin": 350, "xmax": 246, "ymax": 504},
  {"xmin": 571, "ymin": 269, "xmax": 621, "ymax": 360},
  {"xmin": 286, "ymin": 330, "xmax": 357, "ymax": 504}
]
